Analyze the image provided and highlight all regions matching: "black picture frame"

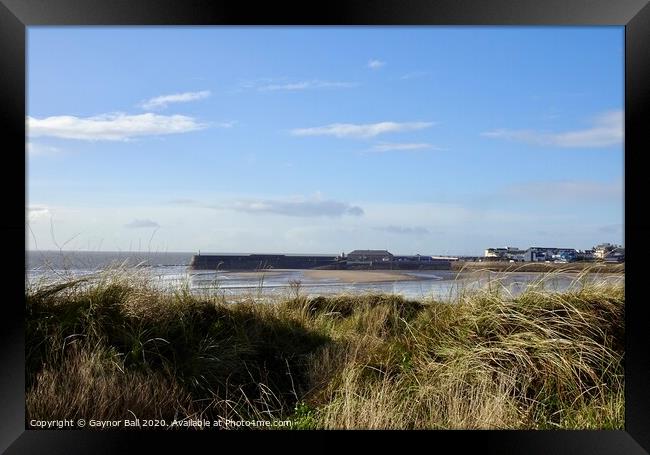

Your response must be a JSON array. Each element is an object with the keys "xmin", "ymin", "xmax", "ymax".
[{"xmin": 2, "ymin": 0, "xmax": 648, "ymax": 452}]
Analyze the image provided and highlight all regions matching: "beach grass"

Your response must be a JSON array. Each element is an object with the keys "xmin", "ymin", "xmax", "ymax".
[
  {"xmin": 451, "ymin": 260, "xmax": 624, "ymax": 274},
  {"xmin": 25, "ymin": 267, "xmax": 624, "ymax": 429}
]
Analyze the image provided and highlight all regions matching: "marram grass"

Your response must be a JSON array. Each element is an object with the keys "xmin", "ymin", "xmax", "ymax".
[{"xmin": 25, "ymin": 268, "xmax": 624, "ymax": 429}]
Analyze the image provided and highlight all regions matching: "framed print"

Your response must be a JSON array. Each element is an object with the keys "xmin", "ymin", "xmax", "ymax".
[{"xmin": 2, "ymin": 0, "xmax": 649, "ymax": 453}]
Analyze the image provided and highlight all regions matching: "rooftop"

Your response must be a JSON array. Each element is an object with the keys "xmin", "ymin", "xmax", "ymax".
[{"xmin": 348, "ymin": 249, "xmax": 393, "ymax": 256}]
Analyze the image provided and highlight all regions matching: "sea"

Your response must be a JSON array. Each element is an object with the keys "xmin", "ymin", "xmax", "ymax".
[{"xmin": 25, "ymin": 250, "xmax": 624, "ymax": 301}]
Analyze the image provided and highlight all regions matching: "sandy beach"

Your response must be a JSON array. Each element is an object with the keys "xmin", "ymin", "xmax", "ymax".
[
  {"xmin": 216, "ymin": 269, "xmax": 419, "ymax": 284},
  {"xmin": 221, "ymin": 270, "xmax": 287, "ymax": 279},
  {"xmin": 303, "ymin": 269, "xmax": 418, "ymax": 283}
]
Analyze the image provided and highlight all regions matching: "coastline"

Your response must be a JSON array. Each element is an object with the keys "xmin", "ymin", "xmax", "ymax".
[
  {"xmin": 303, "ymin": 269, "xmax": 418, "ymax": 283},
  {"xmin": 216, "ymin": 269, "xmax": 420, "ymax": 284}
]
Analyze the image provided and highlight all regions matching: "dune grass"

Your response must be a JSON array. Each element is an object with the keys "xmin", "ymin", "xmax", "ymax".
[
  {"xmin": 451, "ymin": 260, "xmax": 624, "ymax": 274},
  {"xmin": 25, "ymin": 268, "xmax": 624, "ymax": 429}
]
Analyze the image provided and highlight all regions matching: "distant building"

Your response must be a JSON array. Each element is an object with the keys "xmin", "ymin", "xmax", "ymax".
[
  {"xmin": 484, "ymin": 247, "xmax": 526, "ymax": 261},
  {"xmin": 484, "ymin": 244, "xmax": 624, "ymax": 263},
  {"xmin": 394, "ymin": 254, "xmax": 435, "ymax": 262},
  {"xmin": 576, "ymin": 249, "xmax": 595, "ymax": 261},
  {"xmin": 523, "ymin": 247, "xmax": 577, "ymax": 262},
  {"xmin": 594, "ymin": 243, "xmax": 621, "ymax": 260},
  {"xmin": 431, "ymin": 255, "xmax": 460, "ymax": 261},
  {"xmin": 347, "ymin": 250, "xmax": 394, "ymax": 263},
  {"xmin": 604, "ymin": 247, "xmax": 625, "ymax": 263}
]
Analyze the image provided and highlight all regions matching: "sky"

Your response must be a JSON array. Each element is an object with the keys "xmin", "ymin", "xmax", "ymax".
[{"xmin": 26, "ymin": 27, "xmax": 624, "ymax": 256}]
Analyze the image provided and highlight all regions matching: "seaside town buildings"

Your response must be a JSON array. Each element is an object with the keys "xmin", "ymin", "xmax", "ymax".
[{"xmin": 483, "ymin": 243, "xmax": 624, "ymax": 263}]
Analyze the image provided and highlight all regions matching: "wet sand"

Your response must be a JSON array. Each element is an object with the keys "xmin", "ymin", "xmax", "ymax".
[
  {"xmin": 221, "ymin": 271, "xmax": 286, "ymax": 278},
  {"xmin": 303, "ymin": 269, "xmax": 418, "ymax": 283}
]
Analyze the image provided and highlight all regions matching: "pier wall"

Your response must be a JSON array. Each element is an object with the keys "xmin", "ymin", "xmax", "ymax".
[
  {"xmin": 189, "ymin": 254, "xmax": 451, "ymax": 271},
  {"xmin": 190, "ymin": 254, "xmax": 338, "ymax": 270}
]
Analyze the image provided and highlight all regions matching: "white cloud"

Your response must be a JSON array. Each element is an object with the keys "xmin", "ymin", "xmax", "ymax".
[
  {"xmin": 482, "ymin": 110, "xmax": 623, "ymax": 148},
  {"xmin": 124, "ymin": 219, "xmax": 160, "ymax": 229},
  {"xmin": 139, "ymin": 90, "xmax": 211, "ymax": 110},
  {"xmin": 368, "ymin": 59, "xmax": 386, "ymax": 70},
  {"xmin": 291, "ymin": 121, "xmax": 434, "ymax": 139},
  {"xmin": 370, "ymin": 142, "xmax": 441, "ymax": 152},
  {"xmin": 25, "ymin": 198, "xmax": 618, "ymax": 255},
  {"xmin": 238, "ymin": 78, "xmax": 358, "ymax": 92},
  {"xmin": 400, "ymin": 71, "xmax": 430, "ymax": 80},
  {"xmin": 238, "ymin": 78, "xmax": 274, "ymax": 90},
  {"xmin": 26, "ymin": 141, "xmax": 60, "ymax": 156},
  {"xmin": 27, "ymin": 113, "xmax": 207, "ymax": 141},
  {"xmin": 27, "ymin": 205, "xmax": 50, "ymax": 221},
  {"xmin": 167, "ymin": 193, "xmax": 364, "ymax": 218},
  {"xmin": 259, "ymin": 80, "xmax": 358, "ymax": 91},
  {"xmin": 225, "ymin": 196, "xmax": 364, "ymax": 218}
]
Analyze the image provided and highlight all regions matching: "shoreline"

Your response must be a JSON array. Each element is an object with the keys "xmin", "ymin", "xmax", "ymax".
[
  {"xmin": 303, "ymin": 269, "xmax": 418, "ymax": 283},
  {"xmin": 208, "ymin": 269, "xmax": 421, "ymax": 284}
]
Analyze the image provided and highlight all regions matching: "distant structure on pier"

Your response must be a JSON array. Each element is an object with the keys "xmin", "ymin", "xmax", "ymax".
[{"xmin": 189, "ymin": 249, "xmax": 453, "ymax": 271}]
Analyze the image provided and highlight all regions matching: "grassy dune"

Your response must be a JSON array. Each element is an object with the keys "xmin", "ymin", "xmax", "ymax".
[
  {"xmin": 452, "ymin": 260, "xmax": 624, "ymax": 273},
  {"xmin": 25, "ymin": 270, "xmax": 624, "ymax": 429}
]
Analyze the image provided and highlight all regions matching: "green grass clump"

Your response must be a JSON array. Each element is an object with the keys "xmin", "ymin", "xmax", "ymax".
[{"xmin": 25, "ymin": 269, "xmax": 624, "ymax": 429}]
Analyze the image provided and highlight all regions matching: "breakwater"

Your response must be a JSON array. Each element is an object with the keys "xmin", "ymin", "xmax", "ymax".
[
  {"xmin": 189, "ymin": 253, "xmax": 339, "ymax": 270},
  {"xmin": 189, "ymin": 253, "xmax": 452, "ymax": 271}
]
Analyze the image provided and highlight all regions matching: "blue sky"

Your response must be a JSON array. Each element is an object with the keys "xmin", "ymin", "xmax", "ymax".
[{"xmin": 27, "ymin": 27, "xmax": 624, "ymax": 255}]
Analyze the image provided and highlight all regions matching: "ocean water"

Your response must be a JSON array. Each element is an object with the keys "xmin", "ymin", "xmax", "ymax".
[
  {"xmin": 25, "ymin": 250, "xmax": 624, "ymax": 301},
  {"xmin": 26, "ymin": 250, "xmax": 194, "ymax": 270}
]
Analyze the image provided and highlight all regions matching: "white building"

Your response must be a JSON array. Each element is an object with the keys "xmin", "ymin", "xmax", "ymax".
[{"xmin": 594, "ymin": 243, "xmax": 621, "ymax": 259}]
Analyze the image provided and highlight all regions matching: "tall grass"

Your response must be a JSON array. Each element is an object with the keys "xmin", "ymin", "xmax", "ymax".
[
  {"xmin": 451, "ymin": 260, "xmax": 624, "ymax": 274},
  {"xmin": 25, "ymin": 267, "xmax": 624, "ymax": 429}
]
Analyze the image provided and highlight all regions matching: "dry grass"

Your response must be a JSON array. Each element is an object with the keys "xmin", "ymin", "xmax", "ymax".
[
  {"xmin": 25, "ymin": 267, "xmax": 624, "ymax": 429},
  {"xmin": 452, "ymin": 260, "xmax": 624, "ymax": 274},
  {"xmin": 27, "ymin": 344, "xmax": 196, "ymax": 422}
]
